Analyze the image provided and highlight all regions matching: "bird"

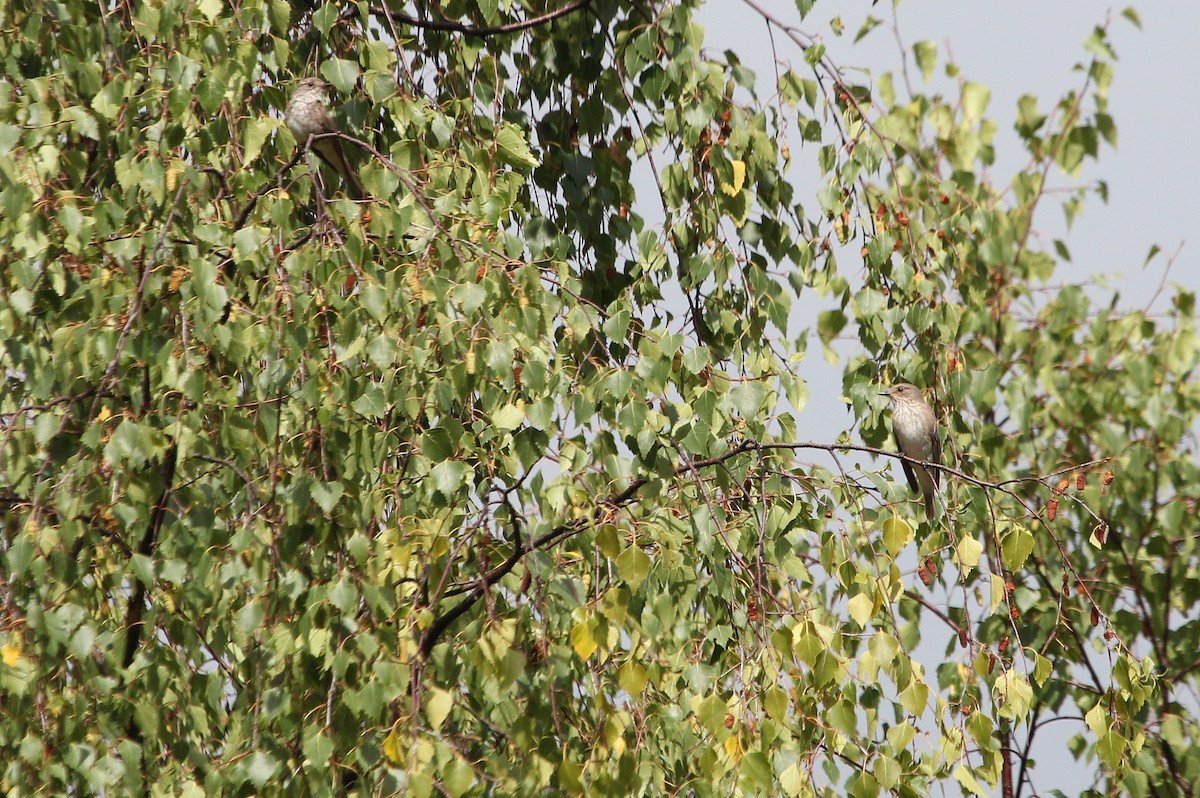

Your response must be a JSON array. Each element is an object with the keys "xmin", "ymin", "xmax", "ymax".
[
  {"xmin": 881, "ymin": 383, "xmax": 941, "ymax": 519},
  {"xmin": 285, "ymin": 77, "xmax": 365, "ymax": 200}
]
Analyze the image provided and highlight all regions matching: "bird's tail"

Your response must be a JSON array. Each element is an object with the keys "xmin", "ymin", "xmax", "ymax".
[
  {"xmin": 313, "ymin": 139, "xmax": 365, "ymax": 201},
  {"xmin": 918, "ymin": 468, "xmax": 938, "ymax": 520}
]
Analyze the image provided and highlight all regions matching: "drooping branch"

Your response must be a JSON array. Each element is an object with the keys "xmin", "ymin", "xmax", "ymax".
[{"xmin": 415, "ymin": 438, "xmax": 1112, "ymax": 658}]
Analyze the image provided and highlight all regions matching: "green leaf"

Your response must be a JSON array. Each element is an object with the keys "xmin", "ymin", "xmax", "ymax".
[
  {"xmin": 697, "ymin": 694, "xmax": 728, "ymax": 735},
  {"xmin": 303, "ymin": 730, "xmax": 334, "ymax": 768},
  {"xmin": 320, "ymin": 59, "xmax": 361, "ymax": 93},
  {"xmin": 682, "ymin": 346, "xmax": 710, "ymax": 374},
  {"xmin": 64, "ymin": 106, "xmax": 99, "ymax": 140},
  {"xmin": 196, "ymin": 0, "xmax": 222, "ymax": 20},
  {"xmin": 6, "ymin": 534, "xmax": 34, "ymax": 578},
  {"xmin": 993, "ymin": 671, "xmax": 1033, "ymax": 721},
  {"xmin": 868, "ymin": 631, "xmax": 899, "ymax": 667},
  {"xmin": 453, "ymin": 283, "xmax": 487, "ymax": 313},
  {"xmin": 242, "ymin": 116, "xmax": 272, "ymax": 164},
  {"xmin": 336, "ymin": 335, "xmax": 366, "ymax": 365},
  {"xmin": 196, "ymin": 75, "xmax": 224, "ymax": 113},
  {"xmin": 1084, "ymin": 702, "xmax": 1109, "ymax": 737},
  {"xmin": 961, "ymin": 82, "xmax": 990, "ymax": 123},
  {"xmin": 729, "ymin": 381, "xmax": 767, "ymax": 417},
  {"xmin": 311, "ymin": 481, "xmax": 345, "ymax": 514},
  {"xmin": 366, "ymin": 334, "xmax": 396, "ymax": 369},
  {"xmin": 717, "ymin": 159, "xmax": 745, "ymax": 196},
  {"xmin": 615, "ymin": 545, "xmax": 651, "ymax": 589},
  {"xmin": 1097, "ymin": 730, "xmax": 1125, "ymax": 770},
  {"xmin": 1000, "ymin": 524, "xmax": 1034, "ymax": 569},
  {"xmin": 874, "ymin": 755, "xmax": 901, "ymax": 790},
  {"xmin": 492, "ymin": 403, "xmax": 525, "ymax": 431},
  {"xmin": 1031, "ymin": 650, "xmax": 1053, "ymax": 686},
  {"xmin": 422, "ymin": 428, "xmax": 456, "ymax": 461},
  {"xmin": 360, "ymin": 283, "xmax": 388, "ymax": 319},
  {"xmin": 989, "ymin": 573, "xmax": 1006, "ymax": 614},
  {"xmin": 855, "ymin": 16, "xmax": 882, "ymax": 44},
  {"xmin": 235, "ymin": 602, "xmax": 264, "ymax": 634},
  {"xmin": 741, "ymin": 751, "xmax": 773, "ymax": 791},
  {"xmin": 887, "ymin": 721, "xmax": 915, "ymax": 751},
  {"xmin": 913, "ymin": 41, "xmax": 937, "ymax": 82},
  {"xmin": 780, "ymin": 763, "xmax": 807, "ymax": 796},
  {"xmin": 444, "ymin": 756, "xmax": 475, "ymax": 797},
  {"xmin": 245, "ymin": 752, "xmax": 280, "ymax": 788},
  {"xmin": 352, "ymin": 384, "xmax": 386, "ymax": 418},
  {"xmin": 764, "ymin": 686, "xmax": 788, "ymax": 721},
  {"xmin": 495, "ymin": 123, "xmax": 539, "ymax": 168},
  {"xmin": 431, "ymin": 461, "xmax": 471, "ymax": 496}
]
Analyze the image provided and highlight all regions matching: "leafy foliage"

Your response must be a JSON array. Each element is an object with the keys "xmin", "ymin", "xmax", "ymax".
[{"xmin": 0, "ymin": 1, "xmax": 1193, "ymax": 796}]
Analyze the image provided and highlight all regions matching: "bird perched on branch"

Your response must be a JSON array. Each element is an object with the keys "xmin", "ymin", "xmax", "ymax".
[
  {"xmin": 285, "ymin": 77, "xmax": 365, "ymax": 200},
  {"xmin": 881, "ymin": 383, "xmax": 941, "ymax": 519}
]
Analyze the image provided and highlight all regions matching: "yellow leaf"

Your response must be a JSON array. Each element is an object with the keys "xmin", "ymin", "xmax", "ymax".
[
  {"xmin": 618, "ymin": 661, "xmax": 647, "ymax": 696},
  {"xmin": 1084, "ymin": 701, "xmax": 1109, "ymax": 736},
  {"xmin": 724, "ymin": 734, "xmax": 743, "ymax": 761},
  {"xmin": 610, "ymin": 735, "xmax": 627, "ymax": 758},
  {"xmin": 719, "ymin": 159, "xmax": 746, "ymax": 196},
  {"xmin": 989, "ymin": 573, "xmax": 1006, "ymax": 614},
  {"xmin": 1, "ymin": 642, "xmax": 20, "ymax": 667},
  {"xmin": 382, "ymin": 728, "xmax": 404, "ymax": 765},
  {"xmin": 424, "ymin": 687, "xmax": 453, "ymax": 730},
  {"xmin": 899, "ymin": 678, "xmax": 929, "ymax": 715},
  {"xmin": 779, "ymin": 762, "xmax": 807, "ymax": 796},
  {"xmin": 955, "ymin": 536, "xmax": 983, "ymax": 572},
  {"xmin": 570, "ymin": 620, "xmax": 598, "ymax": 660},
  {"xmin": 954, "ymin": 763, "xmax": 990, "ymax": 798},
  {"xmin": 881, "ymin": 514, "xmax": 912, "ymax": 556},
  {"xmin": 848, "ymin": 592, "xmax": 874, "ymax": 626}
]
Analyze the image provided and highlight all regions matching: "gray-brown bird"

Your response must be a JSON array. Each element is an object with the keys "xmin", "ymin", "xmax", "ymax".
[
  {"xmin": 881, "ymin": 383, "xmax": 941, "ymax": 519},
  {"xmin": 285, "ymin": 77, "xmax": 365, "ymax": 200}
]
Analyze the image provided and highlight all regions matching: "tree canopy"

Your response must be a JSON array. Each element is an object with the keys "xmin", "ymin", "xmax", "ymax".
[{"xmin": 1, "ymin": 1, "xmax": 1195, "ymax": 796}]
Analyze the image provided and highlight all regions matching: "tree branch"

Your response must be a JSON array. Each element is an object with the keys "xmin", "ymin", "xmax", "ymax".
[
  {"xmin": 416, "ymin": 437, "xmax": 1110, "ymax": 658},
  {"xmin": 348, "ymin": 0, "xmax": 593, "ymax": 38}
]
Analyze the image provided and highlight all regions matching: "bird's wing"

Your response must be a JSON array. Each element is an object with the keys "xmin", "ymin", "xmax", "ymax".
[{"xmin": 894, "ymin": 431, "xmax": 920, "ymax": 492}]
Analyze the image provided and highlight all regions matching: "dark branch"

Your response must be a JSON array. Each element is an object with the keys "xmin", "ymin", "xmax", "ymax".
[
  {"xmin": 122, "ymin": 442, "xmax": 180, "ymax": 750},
  {"xmin": 349, "ymin": 0, "xmax": 593, "ymax": 38},
  {"xmin": 122, "ymin": 443, "xmax": 179, "ymax": 672},
  {"xmin": 419, "ymin": 512, "xmax": 525, "ymax": 659}
]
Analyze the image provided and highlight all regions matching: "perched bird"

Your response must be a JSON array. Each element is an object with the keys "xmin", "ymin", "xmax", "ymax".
[
  {"xmin": 881, "ymin": 383, "xmax": 941, "ymax": 519},
  {"xmin": 285, "ymin": 77, "xmax": 365, "ymax": 200}
]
